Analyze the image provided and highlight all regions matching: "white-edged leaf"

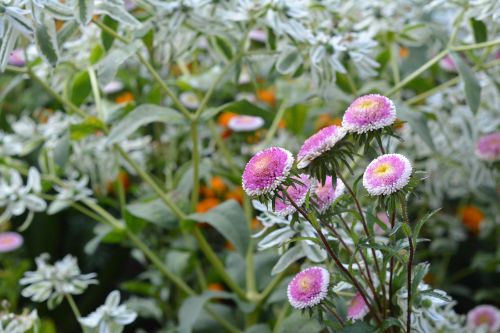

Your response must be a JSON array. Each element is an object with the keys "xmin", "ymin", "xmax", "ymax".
[
  {"xmin": 276, "ymin": 48, "xmax": 301, "ymax": 75},
  {"xmin": 450, "ymin": 52, "xmax": 481, "ymax": 114},
  {"xmin": 271, "ymin": 246, "xmax": 305, "ymax": 275},
  {"xmin": 0, "ymin": 24, "xmax": 19, "ymax": 71},
  {"xmin": 96, "ymin": 1, "xmax": 142, "ymax": 27},
  {"xmin": 107, "ymin": 104, "xmax": 185, "ymax": 144},
  {"xmin": 34, "ymin": 16, "xmax": 60, "ymax": 66},
  {"xmin": 76, "ymin": 0, "xmax": 95, "ymax": 25},
  {"xmin": 189, "ymin": 200, "xmax": 250, "ymax": 256},
  {"xmin": 95, "ymin": 40, "xmax": 141, "ymax": 86}
]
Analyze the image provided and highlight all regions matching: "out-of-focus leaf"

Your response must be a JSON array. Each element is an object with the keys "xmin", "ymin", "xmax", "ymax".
[
  {"xmin": 69, "ymin": 70, "xmax": 92, "ymax": 106},
  {"xmin": 0, "ymin": 25, "xmax": 18, "ymax": 71},
  {"xmin": 189, "ymin": 200, "xmax": 250, "ymax": 256},
  {"xmin": 34, "ymin": 18, "xmax": 60, "ymax": 66},
  {"xmin": 76, "ymin": 0, "xmax": 95, "ymax": 25},
  {"xmin": 202, "ymin": 99, "xmax": 274, "ymax": 124},
  {"xmin": 101, "ymin": 15, "xmax": 119, "ymax": 50},
  {"xmin": 70, "ymin": 116, "xmax": 106, "ymax": 141},
  {"xmin": 126, "ymin": 198, "xmax": 178, "ymax": 229},
  {"xmin": 277, "ymin": 311, "xmax": 322, "ymax": 333},
  {"xmin": 96, "ymin": 40, "xmax": 141, "ymax": 86},
  {"xmin": 470, "ymin": 19, "xmax": 487, "ymax": 43},
  {"xmin": 211, "ymin": 35, "xmax": 234, "ymax": 61},
  {"xmin": 399, "ymin": 106, "xmax": 436, "ymax": 151},
  {"xmin": 107, "ymin": 104, "xmax": 185, "ymax": 144},
  {"xmin": 96, "ymin": 0, "xmax": 142, "ymax": 27},
  {"xmin": 276, "ymin": 47, "xmax": 302, "ymax": 75},
  {"xmin": 450, "ymin": 52, "xmax": 481, "ymax": 114},
  {"xmin": 271, "ymin": 246, "xmax": 304, "ymax": 275}
]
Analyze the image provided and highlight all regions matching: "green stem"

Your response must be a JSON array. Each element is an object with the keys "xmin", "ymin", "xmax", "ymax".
[
  {"xmin": 386, "ymin": 50, "xmax": 448, "ymax": 96},
  {"xmin": 400, "ymin": 198, "xmax": 414, "ymax": 333},
  {"xmin": 92, "ymin": 19, "xmax": 192, "ymax": 120},
  {"xmin": 190, "ymin": 122, "xmax": 200, "ymax": 211},
  {"xmin": 262, "ymin": 100, "xmax": 287, "ymax": 147},
  {"xmin": 27, "ymin": 68, "xmax": 87, "ymax": 118},
  {"xmin": 208, "ymin": 120, "xmax": 240, "ymax": 176},
  {"xmin": 193, "ymin": 28, "xmax": 251, "ymax": 120},
  {"xmin": 65, "ymin": 294, "xmax": 82, "ymax": 318},
  {"xmin": 390, "ymin": 44, "xmax": 401, "ymax": 100},
  {"xmin": 451, "ymin": 38, "xmax": 500, "ymax": 52},
  {"xmin": 192, "ymin": 227, "xmax": 248, "ymax": 300},
  {"xmin": 115, "ymin": 145, "xmax": 187, "ymax": 219},
  {"xmin": 272, "ymin": 303, "xmax": 290, "ymax": 333}
]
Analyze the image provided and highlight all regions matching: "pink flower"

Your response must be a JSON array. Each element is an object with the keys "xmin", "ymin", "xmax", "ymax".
[
  {"xmin": 228, "ymin": 115, "xmax": 265, "ymax": 132},
  {"xmin": 363, "ymin": 154, "xmax": 412, "ymax": 196},
  {"xmin": 467, "ymin": 305, "xmax": 500, "ymax": 333},
  {"xmin": 242, "ymin": 147, "xmax": 294, "ymax": 196},
  {"xmin": 8, "ymin": 49, "xmax": 25, "ymax": 67},
  {"xmin": 297, "ymin": 125, "xmax": 347, "ymax": 169},
  {"xmin": 439, "ymin": 55, "xmax": 457, "ymax": 72},
  {"xmin": 287, "ymin": 266, "xmax": 330, "ymax": 309},
  {"xmin": 342, "ymin": 94, "xmax": 396, "ymax": 134},
  {"xmin": 347, "ymin": 292, "xmax": 369, "ymax": 321},
  {"xmin": 475, "ymin": 132, "xmax": 500, "ymax": 162},
  {"xmin": 0, "ymin": 232, "xmax": 24, "ymax": 253},
  {"xmin": 103, "ymin": 81, "xmax": 124, "ymax": 94},
  {"xmin": 275, "ymin": 174, "xmax": 312, "ymax": 216},
  {"xmin": 313, "ymin": 176, "xmax": 345, "ymax": 213}
]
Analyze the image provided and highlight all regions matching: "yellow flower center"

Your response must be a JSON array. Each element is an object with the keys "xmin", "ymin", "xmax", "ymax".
[
  {"xmin": 478, "ymin": 314, "xmax": 491, "ymax": 325},
  {"xmin": 298, "ymin": 276, "xmax": 312, "ymax": 292},
  {"xmin": 374, "ymin": 163, "xmax": 392, "ymax": 176},
  {"xmin": 357, "ymin": 99, "xmax": 378, "ymax": 110}
]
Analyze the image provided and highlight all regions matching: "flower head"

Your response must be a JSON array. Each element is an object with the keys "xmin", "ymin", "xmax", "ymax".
[
  {"xmin": 363, "ymin": 154, "xmax": 412, "ymax": 196},
  {"xmin": 180, "ymin": 91, "xmax": 200, "ymax": 110},
  {"xmin": 347, "ymin": 293, "xmax": 369, "ymax": 321},
  {"xmin": 313, "ymin": 176, "xmax": 344, "ymax": 213},
  {"xmin": 459, "ymin": 205, "xmax": 484, "ymax": 234},
  {"xmin": 467, "ymin": 305, "xmax": 500, "ymax": 333},
  {"xmin": 8, "ymin": 49, "xmax": 25, "ymax": 67},
  {"xmin": 79, "ymin": 290, "xmax": 137, "ymax": 333},
  {"xmin": 274, "ymin": 174, "xmax": 312, "ymax": 216},
  {"xmin": 0, "ymin": 232, "xmax": 23, "ymax": 253},
  {"xmin": 228, "ymin": 115, "xmax": 265, "ymax": 132},
  {"xmin": 439, "ymin": 55, "xmax": 457, "ymax": 72},
  {"xmin": 287, "ymin": 266, "xmax": 330, "ymax": 309},
  {"xmin": 242, "ymin": 147, "xmax": 294, "ymax": 197},
  {"xmin": 475, "ymin": 132, "xmax": 500, "ymax": 162},
  {"xmin": 297, "ymin": 125, "xmax": 347, "ymax": 169},
  {"xmin": 342, "ymin": 94, "xmax": 396, "ymax": 134},
  {"xmin": 103, "ymin": 81, "xmax": 124, "ymax": 94}
]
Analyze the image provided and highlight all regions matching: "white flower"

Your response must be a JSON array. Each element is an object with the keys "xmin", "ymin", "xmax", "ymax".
[
  {"xmin": 20, "ymin": 254, "xmax": 98, "ymax": 309},
  {"xmin": 0, "ymin": 168, "xmax": 47, "ymax": 228},
  {"xmin": 0, "ymin": 309, "xmax": 38, "ymax": 333},
  {"xmin": 79, "ymin": 290, "xmax": 137, "ymax": 333},
  {"xmin": 48, "ymin": 175, "xmax": 94, "ymax": 215}
]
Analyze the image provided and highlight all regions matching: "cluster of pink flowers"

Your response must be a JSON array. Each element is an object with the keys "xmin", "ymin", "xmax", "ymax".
[{"xmin": 241, "ymin": 94, "xmax": 414, "ymax": 311}]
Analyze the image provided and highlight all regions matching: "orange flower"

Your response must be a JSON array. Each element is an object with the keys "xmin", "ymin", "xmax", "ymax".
[
  {"xmin": 225, "ymin": 187, "xmax": 244, "ymax": 204},
  {"xmin": 200, "ymin": 185, "xmax": 216, "ymax": 198},
  {"xmin": 278, "ymin": 119, "xmax": 287, "ymax": 129},
  {"xmin": 459, "ymin": 205, "xmax": 484, "ymax": 233},
  {"xmin": 115, "ymin": 92, "xmax": 135, "ymax": 104},
  {"xmin": 218, "ymin": 112, "xmax": 237, "ymax": 127},
  {"xmin": 224, "ymin": 241, "xmax": 236, "ymax": 251},
  {"xmin": 196, "ymin": 198, "xmax": 220, "ymax": 213},
  {"xmin": 207, "ymin": 283, "xmax": 225, "ymax": 292},
  {"xmin": 106, "ymin": 171, "xmax": 131, "ymax": 194},
  {"xmin": 399, "ymin": 47, "xmax": 410, "ymax": 58},
  {"xmin": 251, "ymin": 218, "xmax": 262, "ymax": 231},
  {"xmin": 256, "ymin": 87, "xmax": 276, "ymax": 107},
  {"xmin": 210, "ymin": 176, "xmax": 227, "ymax": 195},
  {"xmin": 315, "ymin": 114, "xmax": 342, "ymax": 130}
]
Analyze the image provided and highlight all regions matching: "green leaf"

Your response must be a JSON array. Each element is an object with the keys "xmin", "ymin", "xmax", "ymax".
[
  {"xmin": 126, "ymin": 198, "xmax": 178, "ymax": 229},
  {"xmin": 96, "ymin": 40, "xmax": 141, "ymax": 86},
  {"xmin": 76, "ymin": 0, "xmax": 95, "ymax": 25},
  {"xmin": 470, "ymin": 19, "xmax": 487, "ymax": 43},
  {"xmin": 245, "ymin": 324, "xmax": 271, "ymax": 333},
  {"xmin": 189, "ymin": 200, "xmax": 250, "ymax": 256},
  {"xmin": 178, "ymin": 291, "xmax": 253, "ymax": 333},
  {"xmin": 399, "ymin": 105, "xmax": 435, "ymax": 150},
  {"xmin": 276, "ymin": 48, "xmax": 302, "ymax": 75},
  {"xmin": 34, "ymin": 18, "xmax": 60, "ymax": 66},
  {"xmin": 271, "ymin": 246, "xmax": 305, "ymax": 275},
  {"xmin": 212, "ymin": 35, "xmax": 234, "ymax": 61},
  {"xmin": 101, "ymin": 16, "xmax": 119, "ymax": 50},
  {"xmin": 96, "ymin": 1, "xmax": 141, "ymax": 27},
  {"xmin": 450, "ymin": 52, "xmax": 481, "ymax": 114},
  {"xmin": 107, "ymin": 104, "xmax": 185, "ymax": 144},
  {"xmin": 69, "ymin": 70, "xmax": 92, "ymax": 106},
  {"xmin": 277, "ymin": 311, "xmax": 322, "ymax": 333},
  {"xmin": 69, "ymin": 116, "xmax": 106, "ymax": 141},
  {"xmin": 412, "ymin": 208, "xmax": 440, "ymax": 243},
  {"xmin": 0, "ymin": 25, "xmax": 18, "ymax": 71}
]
